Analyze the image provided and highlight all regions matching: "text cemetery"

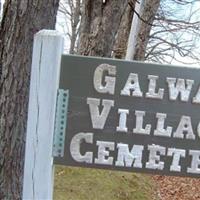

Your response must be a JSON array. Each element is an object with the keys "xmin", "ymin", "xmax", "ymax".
[{"xmin": 55, "ymin": 55, "xmax": 200, "ymax": 178}]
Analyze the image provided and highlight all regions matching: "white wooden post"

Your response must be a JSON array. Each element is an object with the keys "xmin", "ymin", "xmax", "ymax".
[
  {"xmin": 23, "ymin": 30, "xmax": 64, "ymax": 200},
  {"xmin": 125, "ymin": 0, "xmax": 144, "ymax": 60}
]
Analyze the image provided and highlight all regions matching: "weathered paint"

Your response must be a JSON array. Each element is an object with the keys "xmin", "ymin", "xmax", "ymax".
[{"xmin": 54, "ymin": 54, "xmax": 200, "ymax": 178}]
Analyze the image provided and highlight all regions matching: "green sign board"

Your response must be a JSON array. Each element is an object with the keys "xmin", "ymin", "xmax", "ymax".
[{"xmin": 54, "ymin": 54, "xmax": 200, "ymax": 178}]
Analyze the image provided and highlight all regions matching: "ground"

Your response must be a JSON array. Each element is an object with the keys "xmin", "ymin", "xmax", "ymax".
[
  {"xmin": 152, "ymin": 175, "xmax": 200, "ymax": 200},
  {"xmin": 54, "ymin": 166, "xmax": 157, "ymax": 200},
  {"xmin": 54, "ymin": 166, "xmax": 200, "ymax": 200}
]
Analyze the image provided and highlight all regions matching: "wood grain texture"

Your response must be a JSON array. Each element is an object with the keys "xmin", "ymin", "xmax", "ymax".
[
  {"xmin": 0, "ymin": 1, "xmax": 59, "ymax": 198},
  {"xmin": 22, "ymin": 30, "xmax": 63, "ymax": 200}
]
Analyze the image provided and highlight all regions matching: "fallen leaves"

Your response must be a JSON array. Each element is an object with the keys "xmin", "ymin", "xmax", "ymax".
[{"xmin": 152, "ymin": 175, "xmax": 200, "ymax": 200}]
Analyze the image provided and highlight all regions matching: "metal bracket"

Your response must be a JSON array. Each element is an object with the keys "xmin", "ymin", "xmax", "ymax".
[{"xmin": 53, "ymin": 89, "xmax": 69, "ymax": 157}]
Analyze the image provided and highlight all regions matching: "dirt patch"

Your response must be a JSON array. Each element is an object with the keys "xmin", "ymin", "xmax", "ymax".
[{"xmin": 152, "ymin": 175, "xmax": 200, "ymax": 200}]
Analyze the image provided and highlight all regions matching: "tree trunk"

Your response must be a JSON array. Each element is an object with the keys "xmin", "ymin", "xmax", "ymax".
[
  {"xmin": 78, "ymin": 0, "xmax": 128, "ymax": 57},
  {"xmin": 69, "ymin": 0, "xmax": 81, "ymax": 54},
  {"xmin": 0, "ymin": 0, "xmax": 59, "ymax": 199},
  {"xmin": 134, "ymin": 0, "xmax": 160, "ymax": 60},
  {"xmin": 126, "ymin": 0, "xmax": 160, "ymax": 61},
  {"xmin": 113, "ymin": 3, "xmax": 134, "ymax": 59}
]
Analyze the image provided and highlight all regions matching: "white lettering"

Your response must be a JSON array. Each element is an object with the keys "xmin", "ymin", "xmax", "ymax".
[
  {"xmin": 116, "ymin": 109, "xmax": 129, "ymax": 132},
  {"xmin": 193, "ymin": 86, "xmax": 200, "ymax": 104},
  {"xmin": 167, "ymin": 148, "xmax": 185, "ymax": 172},
  {"xmin": 121, "ymin": 73, "xmax": 143, "ymax": 97},
  {"xmin": 188, "ymin": 150, "xmax": 200, "ymax": 174},
  {"xmin": 154, "ymin": 113, "xmax": 172, "ymax": 137},
  {"xmin": 95, "ymin": 141, "xmax": 115, "ymax": 165},
  {"xmin": 115, "ymin": 144, "xmax": 143, "ymax": 168},
  {"xmin": 173, "ymin": 116, "xmax": 195, "ymax": 140},
  {"xmin": 87, "ymin": 98, "xmax": 114, "ymax": 129},
  {"xmin": 93, "ymin": 64, "xmax": 116, "ymax": 95},
  {"xmin": 146, "ymin": 75, "xmax": 164, "ymax": 99},
  {"xmin": 146, "ymin": 144, "xmax": 166, "ymax": 170},
  {"xmin": 167, "ymin": 78, "xmax": 194, "ymax": 102},
  {"xmin": 70, "ymin": 132, "xmax": 93, "ymax": 163},
  {"xmin": 133, "ymin": 110, "xmax": 151, "ymax": 135}
]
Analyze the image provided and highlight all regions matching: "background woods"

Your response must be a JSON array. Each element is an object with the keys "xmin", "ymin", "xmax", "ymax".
[
  {"xmin": 0, "ymin": 0, "xmax": 200, "ymax": 199},
  {"xmin": 58, "ymin": 0, "xmax": 200, "ymax": 64}
]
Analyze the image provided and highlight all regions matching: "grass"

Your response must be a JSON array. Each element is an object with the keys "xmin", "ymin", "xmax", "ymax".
[{"xmin": 54, "ymin": 166, "xmax": 157, "ymax": 200}]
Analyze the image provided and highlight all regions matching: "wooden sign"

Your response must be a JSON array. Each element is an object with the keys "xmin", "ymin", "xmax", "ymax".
[{"xmin": 54, "ymin": 54, "xmax": 200, "ymax": 178}]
